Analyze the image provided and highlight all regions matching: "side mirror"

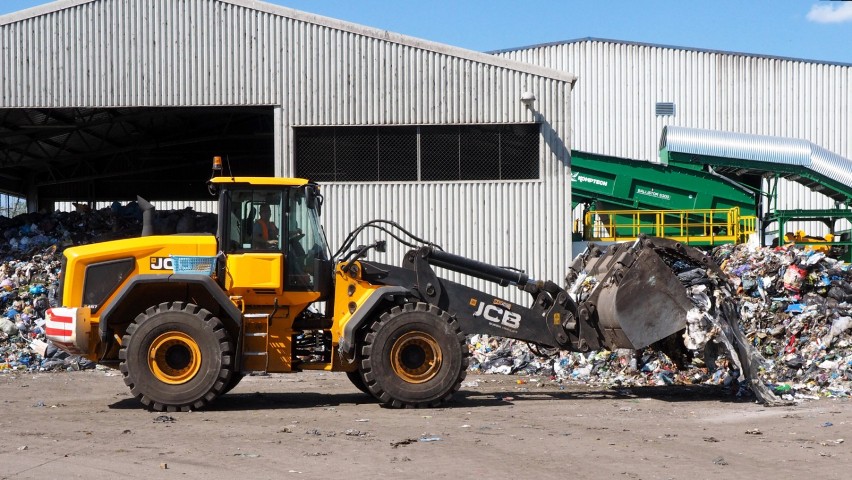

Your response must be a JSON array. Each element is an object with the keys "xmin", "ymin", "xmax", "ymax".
[
  {"xmin": 312, "ymin": 258, "xmax": 333, "ymax": 300},
  {"xmin": 306, "ymin": 186, "xmax": 323, "ymax": 216}
]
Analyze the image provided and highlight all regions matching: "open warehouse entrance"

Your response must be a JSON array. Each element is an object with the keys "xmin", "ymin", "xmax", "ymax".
[{"xmin": 0, "ymin": 106, "xmax": 275, "ymax": 210}]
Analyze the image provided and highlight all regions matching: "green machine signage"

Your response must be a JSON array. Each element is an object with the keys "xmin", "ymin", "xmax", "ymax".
[
  {"xmin": 631, "ymin": 182, "xmax": 696, "ymax": 209},
  {"xmin": 635, "ymin": 186, "xmax": 673, "ymax": 202},
  {"xmin": 571, "ymin": 169, "xmax": 615, "ymax": 195}
]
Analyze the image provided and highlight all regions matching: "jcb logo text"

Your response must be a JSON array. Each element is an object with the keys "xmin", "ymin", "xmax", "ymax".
[
  {"xmin": 150, "ymin": 257, "xmax": 174, "ymax": 270},
  {"xmin": 472, "ymin": 300, "xmax": 521, "ymax": 330}
]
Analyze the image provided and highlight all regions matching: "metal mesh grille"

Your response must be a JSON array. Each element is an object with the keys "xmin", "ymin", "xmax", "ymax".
[
  {"xmin": 295, "ymin": 124, "xmax": 539, "ymax": 182},
  {"xmin": 655, "ymin": 102, "xmax": 676, "ymax": 116}
]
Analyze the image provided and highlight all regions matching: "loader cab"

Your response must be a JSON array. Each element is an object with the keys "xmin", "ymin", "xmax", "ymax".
[{"xmin": 211, "ymin": 177, "xmax": 331, "ymax": 302}]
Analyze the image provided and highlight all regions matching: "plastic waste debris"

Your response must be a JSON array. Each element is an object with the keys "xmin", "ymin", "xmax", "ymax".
[{"xmin": 1, "ymin": 201, "xmax": 216, "ymax": 374}]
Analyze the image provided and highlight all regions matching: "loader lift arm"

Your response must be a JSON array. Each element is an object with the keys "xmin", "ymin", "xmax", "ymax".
[
  {"xmin": 336, "ymin": 242, "xmax": 583, "ymax": 408},
  {"xmin": 400, "ymin": 246, "xmax": 578, "ymax": 349},
  {"xmin": 345, "ymin": 241, "xmax": 656, "ymax": 356},
  {"xmin": 349, "ymin": 239, "xmax": 699, "ymax": 355}
]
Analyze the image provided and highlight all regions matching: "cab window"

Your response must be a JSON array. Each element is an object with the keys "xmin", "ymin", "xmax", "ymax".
[{"xmin": 226, "ymin": 190, "xmax": 283, "ymax": 252}]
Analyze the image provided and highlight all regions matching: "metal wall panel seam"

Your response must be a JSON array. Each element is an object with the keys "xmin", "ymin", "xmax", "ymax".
[
  {"xmin": 231, "ymin": 3, "xmax": 240, "ymax": 104},
  {"xmin": 16, "ymin": 18, "xmax": 23, "ymax": 104},
  {"xmin": 171, "ymin": 0, "xmax": 180, "ymax": 105},
  {"xmin": 79, "ymin": 3, "xmax": 87, "ymax": 104},
  {"xmin": 78, "ymin": 4, "xmax": 94, "ymax": 105},
  {"xmin": 21, "ymin": 17, "xmax": 29, "ymax": 102}
]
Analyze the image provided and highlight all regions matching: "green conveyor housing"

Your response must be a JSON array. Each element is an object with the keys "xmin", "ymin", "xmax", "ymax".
[
  {"xmin": 571, "ymin": 150, "xmax": 757, "ymax": 214},
  {"xmin": 571, "ymin": 150, "xmax": 756, "ymax": 244},
  {"xmin": 570, "ymin": 150, "xmax": 758, "ymax": 244}
]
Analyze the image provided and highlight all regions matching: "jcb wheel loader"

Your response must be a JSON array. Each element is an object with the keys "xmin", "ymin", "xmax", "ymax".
[{"xmin": 45, "ymin": 168, "xmax": 765, "ymax": 411}]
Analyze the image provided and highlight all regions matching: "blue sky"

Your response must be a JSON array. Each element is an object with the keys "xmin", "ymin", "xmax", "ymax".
[{"xmin": 1, "ymin": 0, "xmax": 851, "ymax": 64}]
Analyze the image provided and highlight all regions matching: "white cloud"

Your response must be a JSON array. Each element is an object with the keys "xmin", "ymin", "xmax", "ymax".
[{"xmin": 807, "ymin": 2, "xmax": 852, "ymax": 23}]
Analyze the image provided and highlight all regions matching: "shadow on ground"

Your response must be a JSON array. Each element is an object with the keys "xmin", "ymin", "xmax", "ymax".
[{"xmin": 108, "ymin": 384, "xmax": 747, "ymax": 411}]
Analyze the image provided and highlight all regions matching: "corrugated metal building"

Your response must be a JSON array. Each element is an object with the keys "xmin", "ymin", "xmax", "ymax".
[
  {"xmin": 0, "ymin": 0, "xmax": 575, "ymax": 297},
  {"xmin": 495, "ymin": 38, "xmax": 852, "ymax": 234}
]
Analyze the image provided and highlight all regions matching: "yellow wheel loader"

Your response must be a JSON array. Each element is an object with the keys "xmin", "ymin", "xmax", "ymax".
[{"xmin": 45, "ymin": 167, "xmax": 774, "ymax": 411}]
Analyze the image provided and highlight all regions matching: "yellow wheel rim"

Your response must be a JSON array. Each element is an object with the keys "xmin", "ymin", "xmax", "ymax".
[
  {"xmin": 148, "ymin": 331, "xmax": 202, "ymax": 385},
  {"xmin": 389, "ymin": 331, "xmax": 442, "ymax": 384}
]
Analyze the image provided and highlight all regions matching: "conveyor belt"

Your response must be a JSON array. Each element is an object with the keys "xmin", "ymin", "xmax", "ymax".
[{"xmin": 660, "ymin": 126, "xmax": 852, "ymax": 204}]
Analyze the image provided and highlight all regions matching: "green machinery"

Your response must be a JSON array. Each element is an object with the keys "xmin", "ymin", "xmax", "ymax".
[
  {"xmin": 573, "ymin": 127, "xmax": 852, "ymax": 255},
  {"xmin": 570, "ymin": 150, "xmax": 758, "ymax": 245}
]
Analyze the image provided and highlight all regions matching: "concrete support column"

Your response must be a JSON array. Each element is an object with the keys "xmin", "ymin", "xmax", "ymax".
[
  {"xmin": 274, "ymin": 106, "xmax": 284, "ymax": 178},
  {"xmin": 26, "ymin": 173, "xmax": 39, "ymax": 213}
]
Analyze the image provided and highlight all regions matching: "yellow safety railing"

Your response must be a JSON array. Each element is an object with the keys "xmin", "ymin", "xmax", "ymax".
[
  {"xmin": 740, "ymin": 215, "xmax": 757, "ymax": 240},
  {"xmin": 582, "ymin": 207, "xmax": 757, "ymax": 245}
]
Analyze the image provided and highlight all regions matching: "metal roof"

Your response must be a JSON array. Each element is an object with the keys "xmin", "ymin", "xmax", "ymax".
[
  {"xmin": 488, "ymin": 37, "xmax": 852, "ymax": 68},
  {"xmin": 0, "ymin": 0, "xmax": 576, "ymax": 84},
  {"xmin": 660, "ymin": 126, "xmax": 852, "ymax": 202}
]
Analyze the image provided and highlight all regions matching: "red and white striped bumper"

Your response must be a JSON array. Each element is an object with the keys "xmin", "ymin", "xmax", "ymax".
[{"xmin": 45, "ymin": 307, "xmax": 89, "ymax": 355}]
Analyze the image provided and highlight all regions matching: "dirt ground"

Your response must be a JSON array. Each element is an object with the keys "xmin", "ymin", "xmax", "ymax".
[{"xmin": 0, "ymin": 370, "xmax": 848, "ymax": 480}]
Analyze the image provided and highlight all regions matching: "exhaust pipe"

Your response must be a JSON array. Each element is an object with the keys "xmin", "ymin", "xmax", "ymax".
[{"xmin": 137, "ymin": 196, "xmax": 155, "ymax": 237}]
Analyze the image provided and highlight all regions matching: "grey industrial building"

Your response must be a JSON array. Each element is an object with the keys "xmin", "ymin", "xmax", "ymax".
[{"xmin": 0, "ymin": 0, "xmax": 575, "ymax": 297}]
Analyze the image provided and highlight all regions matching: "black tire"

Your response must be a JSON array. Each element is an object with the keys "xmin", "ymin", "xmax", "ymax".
[
  {"xmin": 221, "ymin": 373, "xmax": 245, "ymax": 395},
  {"xmin": 360, "ymin": 302, "xmax": 468, "ymax": 408},
  {"xmin": 346, "ymin": 370, "xmax": 372, "ymax": 396},
  {"xmin": 118, "ymin": 302, "xmax": 234, "ymax": 412}
]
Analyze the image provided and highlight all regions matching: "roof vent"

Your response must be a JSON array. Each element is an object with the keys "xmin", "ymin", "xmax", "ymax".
[{"xmin": 656, "ymin": 102, "xmax": 676, "ymax": 116}]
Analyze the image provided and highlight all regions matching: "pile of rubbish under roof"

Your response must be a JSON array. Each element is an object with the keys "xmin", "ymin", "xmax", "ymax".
[
  {"xmin": 2, "ymin": 202, "xmax": 851, "ymax": 402},
  {"xmin": 1, "ymin": 202, "xmax": 215, "ymax": 372}
]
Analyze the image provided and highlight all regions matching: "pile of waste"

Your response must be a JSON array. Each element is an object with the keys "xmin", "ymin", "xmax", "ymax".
[
  {"xmin": 715, "ymin": 243, "xmax": 852, "ymax": 399},
  {"xmin": 469, "ymin": 242, "xmax": 852, "ymax": 402},
  {"xmin": 1, "ymin": 201, "xmax": 215, "ymax": 373}
]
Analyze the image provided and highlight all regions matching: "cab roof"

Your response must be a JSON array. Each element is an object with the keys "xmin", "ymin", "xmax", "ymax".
[{"xmin": 208, "ymin": 176, "xmax": 310, "ymax": 187}]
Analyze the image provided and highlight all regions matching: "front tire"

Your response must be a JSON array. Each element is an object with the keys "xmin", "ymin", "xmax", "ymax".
[
  {"xmin": 119, "ymin": 302, "xmax": 234, "ymax": 412},
  {"xmin": 346, "ymin": 370, "xmax": 372, "ymax": 396},
  {"xmin": 360, "ymin": 302, "xmax": 468, "ymax": 408}
]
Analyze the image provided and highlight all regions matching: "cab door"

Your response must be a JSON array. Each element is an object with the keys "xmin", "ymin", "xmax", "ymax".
[
  {"xmin": 219, "ymin": 188, "xmax": 284, "ymax": 300},
  {"xmin": 219, "ymin": 186, "xmax": 329, "ymax": 304}
]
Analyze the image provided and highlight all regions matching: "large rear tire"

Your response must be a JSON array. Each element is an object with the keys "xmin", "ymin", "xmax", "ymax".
[
  {"xmin": 346, "ymin": 370, "xmax": 372, "ymax": 396},
  {"xmin": 119, "ymin": 302, "xmax": 234, "ymax": 412},
  {"xmin": 360, "ymin": 302, "xmax": 468, "ymax": 408},
  {"xmin": 221, "ymin": 373, "xmax": 245, "ymax": 395}
]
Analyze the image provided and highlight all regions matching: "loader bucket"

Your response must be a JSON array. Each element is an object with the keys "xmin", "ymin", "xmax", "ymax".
[
  {"xmin": 566, "ymin": 236, "xmax": 714, "ymax": 351},
  {"xmin": 566, "ymin": 236, "xmax": 784, "ymax": 405},
  {"xmin": 594, "ymin": 245, "xmax": 694, "ymax": 349}
]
